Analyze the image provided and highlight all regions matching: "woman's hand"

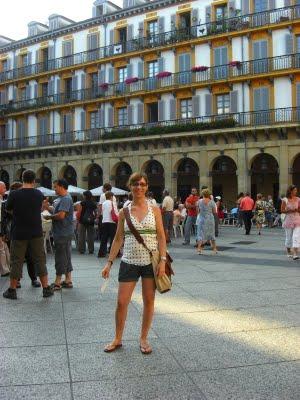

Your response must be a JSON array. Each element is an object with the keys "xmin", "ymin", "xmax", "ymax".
[
  {"xmin": 102, "ymin": 263, "xmax": 112, "ymax": 279},
  {"xmin": 156, "ymin": 261, "xmax": 166, "ymax": 277}
]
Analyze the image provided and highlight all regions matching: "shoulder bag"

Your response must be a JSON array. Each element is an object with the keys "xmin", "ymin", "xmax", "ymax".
[
  {"xmin": 111, "ymin": 201, "xmax": 119, "ymax": 223},
  {"xmin": 123, "ymin": 207, "xmax": 174, "ymax": 294}
]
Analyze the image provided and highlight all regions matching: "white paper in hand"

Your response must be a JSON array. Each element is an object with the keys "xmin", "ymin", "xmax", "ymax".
[{"xmin": 100, "ymin": 278, "xmax": 109, "ymax": 294}]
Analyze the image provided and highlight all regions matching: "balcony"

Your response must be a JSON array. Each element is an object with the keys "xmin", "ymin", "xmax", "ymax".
[
  {"xmin": 1, "ymin": 53, "xmax": 299, "ymax": 116},
  {"xmin": 0, "ymin": 107, "xmax": 299, "ymax": 151},
  {"xmin": 0, "ymin": 4, "xmax": 299, "ymax": 84}
]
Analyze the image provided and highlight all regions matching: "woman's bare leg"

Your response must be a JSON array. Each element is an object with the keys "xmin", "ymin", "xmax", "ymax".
[{"xmin": 140, "ymin": 278, "xmax": 156, "ymax": 351}]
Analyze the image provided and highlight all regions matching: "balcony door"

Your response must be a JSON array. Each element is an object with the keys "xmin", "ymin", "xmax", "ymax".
[
  {"xmin": 253, "ymin": 86, "xmax": 270, "ymax": 124},
  {"xmin": 253, "ymin": 40, "xmax": 268, "ymax": 73},
  {"xmin": 178, "ymin": 53, "xmax": 191, "ymax": 84},
  {"xmin": 214, "ymin": 46, "xmax": 228, "ymax": 79}
]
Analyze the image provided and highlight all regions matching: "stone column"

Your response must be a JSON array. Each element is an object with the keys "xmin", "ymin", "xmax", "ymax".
[
  {"xmin": 279, "ymin": 144, "xmax": 289, "ymax": 196},
  {"xmin": 237, "ymin": 147, "xmax": 249, "ymax": 194},
  {"xmin": 199, "ymin": 150, "xmax": 209, "ymax": 189},
  {"xmin": 164, "ymin": 152, "xmax": 172, "ymax": 195}
]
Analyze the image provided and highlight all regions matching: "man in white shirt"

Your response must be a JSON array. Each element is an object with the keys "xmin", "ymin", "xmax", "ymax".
[
  {"xmin": 98, "ymin": 191, "xmax": 119, "ymax": 257},
  {"xmin": 162, "ymin": 189, "xmax": 174, "ymax": 243},
  {"xmin": 97, "ymin": 183, "xmax": 117, "ymax": 244}
]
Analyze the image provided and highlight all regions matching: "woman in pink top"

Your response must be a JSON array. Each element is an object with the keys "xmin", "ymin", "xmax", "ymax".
[{"xmin": 281, "ymin": 185, "xmax": 300, "ymax": 260}]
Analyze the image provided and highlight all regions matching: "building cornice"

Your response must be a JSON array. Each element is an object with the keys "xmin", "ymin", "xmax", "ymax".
[{"xmin": 0, "ymin": 0, "xmax": 191, "ymax": 53}]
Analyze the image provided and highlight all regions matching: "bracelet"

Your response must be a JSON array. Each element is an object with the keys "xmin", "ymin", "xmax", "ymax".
[
  {"xmin": 160, "ymin": 256, "xmax": 167, "ymax": 262},
  {"xmin": 108, "ymin": 260, "xmax": 113, "ymax": 265}
]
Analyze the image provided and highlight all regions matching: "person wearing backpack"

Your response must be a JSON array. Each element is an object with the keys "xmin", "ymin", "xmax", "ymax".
[
  {"xmin": 77, "ymin": 191, "xmax": 97, "ymax": 254},
  {"xmin": 98, "ymin": 191, "xmax": 119, "ymax": 257}
]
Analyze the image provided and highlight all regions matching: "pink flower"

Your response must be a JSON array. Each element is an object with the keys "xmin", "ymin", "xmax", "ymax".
[
  {"xmin": 156, "ymin": 71, "xmax": 172, "ymax": 78},
  {"xmin": 191, "ymin": 66, "xmax": 208, "ymax": 72},
  {"xmin": 125, "ymin": 77, "xmax": 139, "ymax": 84},
  {"xmin": 99, "ymin": 83, "xmax": 109, "ymax": 90},
  {"xmin": 229, "ymin": 61, "xmax": 241, "ymax": 67}
]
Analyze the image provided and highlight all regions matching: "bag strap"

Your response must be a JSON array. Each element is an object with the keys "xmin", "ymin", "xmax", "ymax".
[{"xmin": 123, "ymin": 207, "xmax": 152, "ymax": 255}]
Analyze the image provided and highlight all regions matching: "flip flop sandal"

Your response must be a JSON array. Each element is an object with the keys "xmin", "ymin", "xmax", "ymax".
[
  {"xmin": 50, "ymin": 283, "xmax": 61, "ymax": 291},
  {"xmin": 104, "ymin": 343, "xmax": 123, "ymax": 353},
  {"xmin": 140, "ymin": 345, "xmax": 152, "ymax": 355},
  {"xmin": 61, "ymin": 281, "xmax": 73, "ymax": 288}
]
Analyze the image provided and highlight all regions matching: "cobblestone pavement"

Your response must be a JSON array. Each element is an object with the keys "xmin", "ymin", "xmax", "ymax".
[{"xmin": 0, "ymin": 226, "xmax": 300, "ymax": 400}]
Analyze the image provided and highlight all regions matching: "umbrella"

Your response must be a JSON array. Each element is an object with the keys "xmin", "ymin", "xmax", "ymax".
[
  {"xmin": 90, "ymin": 186, "xmax": 128, "ymax": 196},
  {"xmin": 36, "ymin": 186, "xmax": 56, "ymax": 196},
  {"xmin": 67, "ymin": 185, "xmax": 85, "ymax": 195}
]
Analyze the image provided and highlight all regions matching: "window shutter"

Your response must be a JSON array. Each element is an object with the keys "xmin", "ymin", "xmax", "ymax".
[
  {"xmin": 108, "ymin": 67, "xmax": 114, "ymax": 83},
  {"xmin": 138, "ymin": 21, "xmax": 144, "ymax": 37},
  {"xmin": 169, "ymin": 98, "xmax": 176, "ymax": 120},
  {"xmin": 205, "ymin": 6, "xmax": 211, "ymax": 24},
  {"xmin": 241, "ymin": 0, "xmax": 250, "ymax": 15},
  {"xmin": 127, "ymin": 104, "xmax": 133, "ymax": 125},
  {"xmin": 127, "ymin": 64, "xmax": 133, "ymax": 78},
  {"xmin": 48, "ymin": 45, "xmax": 55, "ymax": 60},
  {"xmin": 63, "ymin": 41, "xmax": 72, "ymax": 56},
  {"xmin": 13, "ymin": 55, "xmax": 18, "ymax": 69},
  {"xmin": 205, "ymin": 94, "xmax": 212, "ymax": 116},
  {"xmin": 137, "ymin": 61, "xmax": 144, "ymax": 79},
  {"xmin": 109, "ymin": 29, "xmax": 114, "ymax": 45},
  {"xmin": 253, "ymin": 42, "xmax": 260, "ymax": 59},
  {"xmin": 230, "ymin": 91, "xmax": 238, "ymax": 113},
  {"xmin": 158, "ymin": 16, "xmax": 165, "ymax": 33},
  {"xmin": 191, "ymin": 9, "xmax": 199, "ymax": 26},
  {"xmin": 26, "ymin": 52, "xmax": 32, "ymax": 67},
  {"xmin": 108, "ymin": 107, "xmax": 114, "ymax": 127},
  {"xmin": 80, "ymin": 110, "xmax": 86, "ymax": 130},
  {"xmin": 87, "ymin": 34, "xmax": 92, "ymax": 51},
  {"xmin": 33, "ymin": 83, "xmax": 38, "ymax": 98},
  {"xmin": 253, "ymin": 88, "xmax": 261, "ymax": 111},
  {"xmin": 6, "ymin": 58, "xmax": 11, "ymax": 71},
  {"xmin": 56, "ymin": 78, "xmax": 61, "ymax": 94},
  {"xmin": 48, "ymin": 78, "xmax": 54, "ymax": 95},
  {"xmin": 72, "ymin": 75, "xmax": 78, "ymax": 92},
  {"xmin": 137, "ymin": 103, "xmax": 144, "ymax": 124},
  {"xmin": 178, "ymin": 55, "xmax": 185, "ymax": 72},
  {"xmin": 66, "ymin": 114, "xmax": 72, "ymax": 132},
  {"xmin": 158, "ymin": 57, "xmax": 165, "ymax": 73},
  {"xmin": 214, "ymin": 48, "xmax": 221, "ymax": 66},
  {"xmin": 26, "ymin": 85, "xmax": 31, "ymax": 100},
  {"xmin": 285, "ymin": 34, "xmax": 294, "ymax": 55},
  {"xmin": 228, "ymin": 1, "xmax": 236, "ymax": 18},
  {"xmin": 269, "ymin": 0, "xmax": 275, "ymax": 10},
  {"xmin": 158, "ymin": 100, "xmax": 165, "ymax": 121},
  {"xmin": 35, "ymin": 50, "xmax": 39, "ymax": 64},
  {"xmin": 13, "ymin": 86, "xmax": 17, "ymax": 100},
  {"xmin": 261, "ymin": 87, "xmax": 269, "ymax": 110},
  {"xmin": 127, "ymin": 24, "xmax": 134, "ymax": 41},
  {"xmin": 192, "ymin": 95, "xmax": 201, "ymax": 117},
  {"xmin": 99, "ymin": 108, "xmax": 105, "ymax": 127},
  {"xmin": 170, "ymin": 14, "xmax": 176, "ymax": 30},
  {"xmin": 296, "ymin": 83, "xmax": 300, "ymax": 107},
  {"xmin": 261, "ymin": 40, "xmax": 268, "ymax": 58},
  {"xmin": 81, "ymin": 73, "xmax": 86, "ymax": 90},
  {"xmin": 284, "ymin": 0, "xmax": 290, "ymax": 5},
  {"xmin": 89, "ymin": 33, "xmax": 98, "ymax": 50},
  {"xmin": 98, "ymin": 69, "xmax": 105, "ymax": 84},
  {"xmin": 221, "ymin": 47, "xmax": 228, "ymax": 64}
]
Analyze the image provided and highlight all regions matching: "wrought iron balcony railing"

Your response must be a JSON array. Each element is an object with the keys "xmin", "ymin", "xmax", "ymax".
[
  {"xmin": 0, "ymin": 5, "xmax": 299, "ymax": 84},
  {"xmin": 0, "ymin": 107, "xmax": 299, "ymax": 151},
  {"xmin": 1, "ymin": 53, "xmax": 299, "ymax": 115}
]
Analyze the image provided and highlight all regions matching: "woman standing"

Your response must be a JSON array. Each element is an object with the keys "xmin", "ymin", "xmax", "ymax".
[
  {"xmin": 254, "ymin": 193, "xmax": 266, "ymax": 235},
  {"xmin": 77, "ymin": 191, "xmax": 97, "ymax": 254},
  {"xmin": 101, "ymin": 173, "xmax": 167, "ymax": 354},
  {"xmin": 196, "ymin": 188, "xmax": 218, "ymax": 254},
  {"xmin": 281, "ymin": 185, "xmax": 300, "ymax": 260}
]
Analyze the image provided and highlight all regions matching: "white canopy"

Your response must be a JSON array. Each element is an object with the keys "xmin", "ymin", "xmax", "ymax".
[
  {"xmin": 90, "ymin": 186, "xmax": 128, "ymax": 196},
  {"xmin": 36, "ymin": 186, "xmax": 56, "ymax": 196},
  {"xmin": 67, "ymin": 185, "xmax": 85, "ymax": 195}
]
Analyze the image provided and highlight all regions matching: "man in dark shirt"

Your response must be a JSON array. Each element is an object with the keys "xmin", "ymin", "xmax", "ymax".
[{"xmin": 3, "ymin": 170, "xmax": 53, "ymax": 300}]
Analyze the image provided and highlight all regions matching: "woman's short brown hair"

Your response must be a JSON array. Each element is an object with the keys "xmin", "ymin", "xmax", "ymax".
[
  {"xmin": 127, "ymin": 172, "xmax": 149, "ymax": 189},
  {"xmin": 201, "ymin": 188, "xmax": 211, "ymax": 198}
]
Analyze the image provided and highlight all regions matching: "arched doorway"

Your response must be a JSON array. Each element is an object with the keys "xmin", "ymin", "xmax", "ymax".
[
  {"xmin": 0, "ymin": 170, "xmax": 9, "ymax": 189},
  {"xmin": 63, "ymin": 165, "xmax": 77, "ymax": 186},
  {"xmin": 212, "ymin": 156, "xmax": 237, "ymax": 207},
  {"xmin": 144, "ymin": 160, "xmax": 165, "ymax": 202},
  {"xmin": 88, "ymin": 164, "xmax": 103, "ymax": 189},
  {"xmin": 40, "ymin": 167, "xmax": 52, "ymax": 189},
  {"xmin": 292, "ymin": 154, "xmax": 300, "ymax": 189},
  {"xmin": 115, "ymin": 162, "xmax": 132, "ymax": 190},
  {"xmin": 251, "ymin": 154, "xmax": 279, "ymax": 200},
  {"xmin": 177, "ymin": 158, "xmax": 199, "ymax": 202},
  {"xmin": 15, "ymin": 168, "xmax": 26, "ymax": 181}
]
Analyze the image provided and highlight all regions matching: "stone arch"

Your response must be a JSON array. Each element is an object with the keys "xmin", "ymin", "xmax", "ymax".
[
  {"xmin": 143, "ymin": 160, "xmax": 165, "ymax": 202},
  {"xmin": 292, "ymin": 153, "xmax": 300, "ymax": 190},
  {"xmin": 37, "ymin": 166, "xmax": 52, "ymax": 189},
  {"xmin": 250, "ymin": 153, "xmax": 279, "ymax": 200},
  {"xmin": 15, "ymin": 168, "xmax": 26, "ymax": 181},
  {"xmin": 0, "ymin": 170, "xmax": 9, "ymax": 189},
  {"xmin": 113, "ymin": 162, "xmax": 132, "ymax": 190},
  {"xmin": 211, "ymin": 156, "xmax": 237, "ymax": 207},
  {"xmin": 86, "ymin": 163, "xmax": 103, "ymax": 190},
  {"xmin": 176, "ymin": 158, "xmax": 199, "ymax": 202},
  {"xmin": 60, "ymin": 165, "xmax": 77, "ymax": 186}
]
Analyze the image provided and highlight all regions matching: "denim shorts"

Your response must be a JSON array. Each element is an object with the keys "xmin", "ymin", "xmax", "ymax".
[{"xmin": 118, "ymin": 261, "xmax": 154, "ymax": 282}]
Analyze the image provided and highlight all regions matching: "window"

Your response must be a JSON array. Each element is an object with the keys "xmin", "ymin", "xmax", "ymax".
[
  {"xmin": 118, "ymin": 27, "xmax": 127, "ymax": 43},
  {"xmin": 148, "ymin": 103, "xmax": 158, "ymax": 123},
  {"xmin": 215, "ymin": 5, "xmax": 227, "ymax": 20},
  {"xmin": 148, "ymin": 61, "xmax": 158, "ymax": 78},
  {"xmin": 216, "ymin": 94, "xmax": 230, "ymax": 115},
  {"xmin": 179, "ymin": 13, "xmax": 191, "ymax": 29},
  {"xmin": 214, "ymin": 46, "xmax": 228, "ymax": 79},
  {"xmin": 22, "ymin": 54, "xmax": 29, "ymax": 67},
  {"xmin": 90, "ymin": 73, "xmax": 98, "ymax": 89},
  {"xmin": 254, "ymin": 0, "xmax": 268, "ymax": 12},
  {"xmin": 118, "ymin": 107, "xmax": 128, "ymax": 126},
  {"xmin": 41, "ymin": 83, "xmax": 48, "ymax": 97},
  {"xmin": 148, "ymin": 20, "xmax": 158, "ymax": 36},
  {"xmin": 180, "ymin": 99, "xmax": 192, "ymax": 119},
  {"xmin": 90, "ymin": 111, "xmax": 99, "ymax": 129},
  {"xmin": 118, "ymin": 67, "xmax": 127, "ymax": 82},
  {"xmin": 1, "ymin": 60, "xmax": 8, "ymax": 72},
  {"xmin": 20, "ymin": 88, "xmax": 27, "ymax": 101}
]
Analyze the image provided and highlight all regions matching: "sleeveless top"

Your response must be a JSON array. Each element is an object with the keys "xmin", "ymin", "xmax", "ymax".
[
  {"xmin": 122, "ymin": 203, "xmax": 158, "ymax": 266},
  {"xmin": 282, "ymin": 197, "xmax": 300, "ymax": 229}
]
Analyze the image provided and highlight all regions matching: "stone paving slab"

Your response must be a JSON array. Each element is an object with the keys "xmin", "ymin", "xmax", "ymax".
[{"xmin": 0, "ymin": 383, "xmax": 72, "ymax": 400}]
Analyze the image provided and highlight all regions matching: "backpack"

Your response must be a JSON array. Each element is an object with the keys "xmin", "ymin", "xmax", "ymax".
[{"xmin": 81, "ymin": 204, "xmax": 96, "ymax": 225}]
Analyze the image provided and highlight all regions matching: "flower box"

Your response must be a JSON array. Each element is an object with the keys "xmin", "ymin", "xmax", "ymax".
[
  {"xmin": 279, "ymin": 16, "xmax": 289, "ymax": 22},
  {"xmin": 229, "ymin": 61, "xmax": 241, "ymax": 68},
  {"xmin": 156, "ymin": 71, "xmax": 172, "ymax": 79},
  {"xmin": 191, "ymin": 66, "xmax": 208, "ymax": 72},
  {"xmin": 125, "ymin": 77, "xmax": 139, "ymax": 84},
  {"xmin": 99, "ymin": 83, "xmax": 109, "ymax": 90}
]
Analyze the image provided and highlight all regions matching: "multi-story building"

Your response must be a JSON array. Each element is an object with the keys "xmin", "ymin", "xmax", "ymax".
[{"xmin": 0, "ymin": 0, "xmax": 300, "ymax": 204}]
